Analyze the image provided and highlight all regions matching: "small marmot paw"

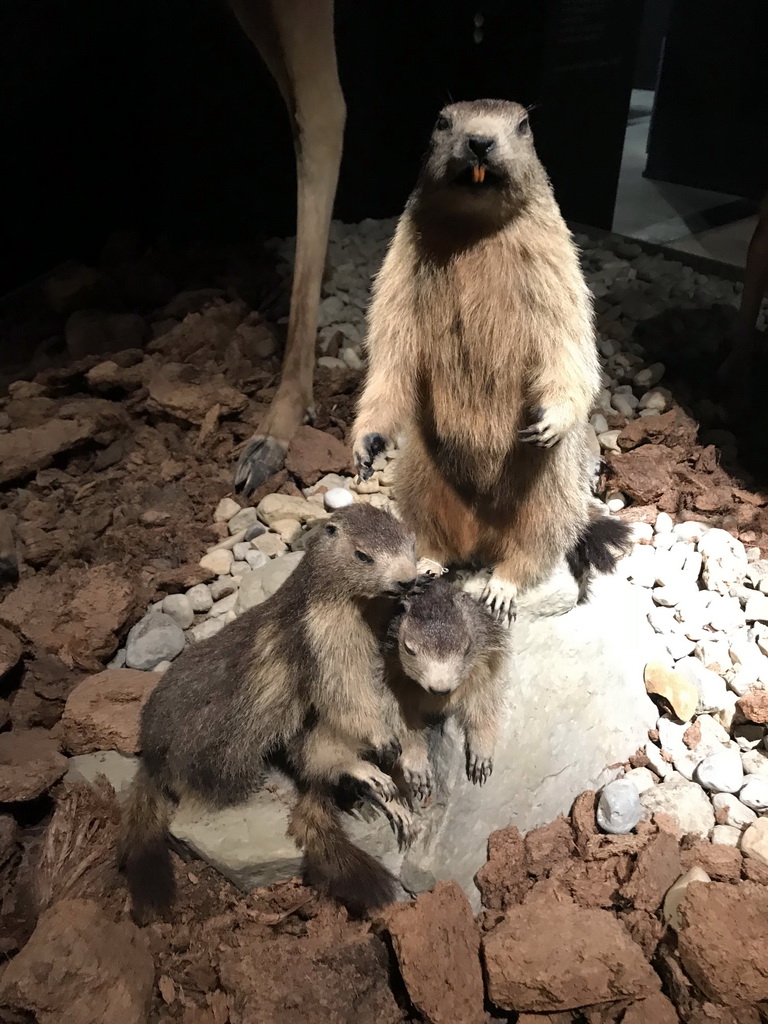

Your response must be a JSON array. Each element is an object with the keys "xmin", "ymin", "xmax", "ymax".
[
  {"xmin": 403, "ymin": 766, "xmax": 433, "ymax": 804},
  {"xmin": 353, "ymin": 432, "xmax": 388, "ymax": 481},
  {"xmin": 370, "ymin": 736, "xmax": 402, "ymax": 773},
  {"xmin": 416, "ymin": 557, "xmax": 448, "ymax": 578},
  {"xmin": 518, "ymin": 406, "xmax": 565, "ymax": 449},
  {"xmin": 466, "ymin": 753, "xmax": 493, "ymax": 786},
  {"xmin": 481, "ymin": 577, "xmax": 517, "ymax": 628},
  {"xmin": 379, "ymin": 798, "xmax": 418, "ymax": 851}
]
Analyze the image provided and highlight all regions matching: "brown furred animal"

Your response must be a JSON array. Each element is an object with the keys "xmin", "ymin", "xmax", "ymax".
[
  {"xmin": 119, "ymin": 502, "xmax": 417, "ymax": 923},
  {"xmin": 386, "ymin": 578, "xmax": 508, "ymax": 800},
  {"xmin": 352, "ymin": 99, "xmax": 603, "ymax": 626}
]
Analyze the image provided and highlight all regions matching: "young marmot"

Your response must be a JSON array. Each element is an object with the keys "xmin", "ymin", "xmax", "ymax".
[
  {"xmin": 286, "ymin": 576, "xmax": 508, "ymax": 910},
  {"xmin": 119, "ymin": 502, "xmax": 418, "ymax": 924},
  {"xmin": 352, "ymin": 99, "xmax": 620, "ymax": 625}
]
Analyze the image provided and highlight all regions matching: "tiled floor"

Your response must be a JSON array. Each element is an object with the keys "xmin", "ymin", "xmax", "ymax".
[{"xmin": 612, "ymin": 90, "xmax": 756, "ymax": 270}]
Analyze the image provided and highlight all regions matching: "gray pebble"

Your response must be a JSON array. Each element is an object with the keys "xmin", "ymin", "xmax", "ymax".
[
  {"xmin": 244, "ymin": 522, "xmax": 267, "ymax": 541},
  {"xmin": 210, "ymin": 577, "xmax": 238, "ymax": 601},
  {"xmin": 228, "ymin": 507, "xmax": 260, "ymax": 535},
  {"xmin": 740, "ymin": 775, "xmax": 768, "ymax": 813},
  {"xmin": 125, "ymin": 612, "xmax": 185, "ymax": 671},
  {"xmin": 189, "ymin": 618, "xmax": 226, "ymax": 642},
  {"xmin": 596, "ymin": 778, "xmax": 643, "ymax": 834},
  {"xmin": 186, "ymin": 583, "xmax": 213, "ymax": 613},
  {"xmin": 161, "ymin": 593, "xmax": 194, "ymax": 630}
]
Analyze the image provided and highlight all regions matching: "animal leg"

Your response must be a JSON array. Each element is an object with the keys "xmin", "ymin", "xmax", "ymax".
[
  {"xmin": 398, "ymin": 730, "xmax": 432, "ymax": 803},
  {"xmin": 227, "ymin": 0, "xmax": 345, "ymax": 495}
]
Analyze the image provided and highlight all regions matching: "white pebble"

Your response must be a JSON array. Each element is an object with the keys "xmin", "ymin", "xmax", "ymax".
[
  {"xmin": 611, "ymin": 393, "xmax": 635, "ymax": 418},
  {"xmin": 740, "ymin": 775, "xmax": 768, "ymax": 813},
  {"xmin": 590, "ymin": 413, "xmax": 609, "ymax": 434},
  {"xmin": 598, "ymin": 430, "xmax": 621, "ymax": 452},
  {"xmin": 186, "ymin": 583, "xmax": 213, "ymax": 613},
  {"xmin": 213, "ymin": 497, "xmax": 240, "ymax": 523},
  {"xmin": 624, "ymin": 767, "xmax": 657, "ymax": 794},
  {"xmin": 161, "ymin": 593, "xmax": 194, "ymax": 631},
  {"xmin": 696, "ymin": 748, "xmax": 744, "ymax": 794},
  {"xmin": 673, "ymin": 521, "xmax": 709, "ymax": 543},
  {"xmin": 229, "ymin": 507, "xmax": 260, "ymax": 535},
  {"xmin": 233, "ymin": 542, "xmax": 251, "ymax": 562},
  {"xmin": 210, "ymin": 577, "xmax": 238, "ymax": 600},
  {"xmin": 711, "ymin": 792, "xmax": 757, "ymax": 829},
  {"xmin": 153, "ymin": 660, "xmax": 172, "ymax": 674},
  {"xmin": 712, "ymin": 824, "xmax": 742, "ymax": 847},
  {"xmin": 745, "ymin": 593, "xmax": 768, "ymax": 624},
  {"xmin": 655, "ymin": 511, "xmax": 674, "ymax": 534},
  {"xmin": 606, "ymin": 493, "xmax": 626, "ymax": 513},
  {"xmin": 199, "ymin": 549, "xmax": 233, "ymax": 575},
  {"xmin": 190, "ymin": 618, "xmax": 226, "ymax": 642}
]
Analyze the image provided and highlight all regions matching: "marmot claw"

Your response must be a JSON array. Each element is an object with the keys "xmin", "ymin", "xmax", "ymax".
[
  {"xmin": 466, "ymin": 752, "xmax": 493, "ymax": 786},
  {"xmin": 370, "ymin": 736, "xmax": 402, "ymax": 773},
  {"xmin": 353, "ymin": 432, "xmax": 388, "ymax": 481},
  {"xmin": 518, "ymin": 405, "xmax": 566, "ymax": 449}
]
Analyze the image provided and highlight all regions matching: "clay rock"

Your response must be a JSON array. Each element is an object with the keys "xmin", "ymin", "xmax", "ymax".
[
  {"xmin": 0, "ymin": 897, "xmax": 153, "ymax": 1024},
  {"xmin": 608, "ymin": 446, "xmax": 678, "ymax": 508},
  {"xmin": 617, "ymin": 408, "xmax": 698, "ymax": 453},
  {"xmin": 622, "ymin": 992, "xmax": 680, "ymax": 1023},
  {"xmin": 0, "ymin": 563, "xmax": 145, "ymax": 668},
  {"xmin": 256, "ymin": 492, "xmax": 329, "ymax": 527},
  {"xmin": 0, "ymin": 728, "xmax": 67, "ymax": 801},
  {"xmin": 620, "ymin": 830, "xmax": 682, "ymax": 912},
  {"xmin": 475, "ymin": 825, "xmax": 527, "ymax": 910},
  {"xmin": 61, "ymin": 669, "xmax": 159, "ymax": 755},
  {"xmin": 377, "ymin": 880, "xmax": 485, "ymax": 1024},
  {"xmin": 736, "ymin": 688, "xmax": 768, "ymax": 726},
  {"xmin": 0, "ymin": 624, "xmax": 22, "ymax": 679},
  {"xmin": 146, "ymin": 363, "xmax": 248, "ymax": 425},
  {"xmin": 85, "ymin": 359, "xmax": 146, "ymax": 392},
  {"xmin": 147, "ymin": 301, "xmax": 247, "ymax": 359},
  {"xmin": 286, "ymin": 426, "xmax": 354, "ymax": 487},
  {"xmin": 218, "ymin": 931, "xmax": 402, "ymax": 1024},
  {"xmin": 678, "ymin": 881, "xmax": 768, "ymax": 1005},
  {"xmin": 482, "ymin": 902, "xmax": 660, "ymax": 1013},
  {"xmin": 644, "ymin": 661, "xmax": 698, "ymax": 722},
  {"xmin": 0, "ymin": 419, "xmax": 100, "ymax": 485}
]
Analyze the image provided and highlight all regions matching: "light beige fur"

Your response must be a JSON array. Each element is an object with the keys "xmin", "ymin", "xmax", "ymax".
[{"xmin": 352, "ymin": 100, "xmax": 600, "ymax": 624}]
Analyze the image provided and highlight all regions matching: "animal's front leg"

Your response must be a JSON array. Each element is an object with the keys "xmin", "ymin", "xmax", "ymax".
[
  {"xmin": 518, "ymin": 403, "xmax": 577, "ymax": 450},
  {"xmin": 481, "ymin": 571, "xmax": 518, "ymax": 628},
  {"xmin": 398, "ymin": 730, "xmax": 433, "ymax": 804}
]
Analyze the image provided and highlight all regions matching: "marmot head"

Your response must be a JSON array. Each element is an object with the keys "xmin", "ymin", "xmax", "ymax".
[
  {"xmin": 311, "ymin": 503, "xmax": 418, "ymax": 599},
  {"xmin": 395, "ymin": 579, "xmax": 506, "ymax": 695},
  {"xmin": 416, "ymin": 99, "xmax": 547, "ymax": 218}
]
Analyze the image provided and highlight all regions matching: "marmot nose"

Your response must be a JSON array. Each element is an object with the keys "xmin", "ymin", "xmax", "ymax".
[
  {"xmin": 467, "ymin": 135, "xmax": 495, "ymax": 159},
  {"xmin": 397, "ymin": 578, "xmax": 417, "ymax": 592}
]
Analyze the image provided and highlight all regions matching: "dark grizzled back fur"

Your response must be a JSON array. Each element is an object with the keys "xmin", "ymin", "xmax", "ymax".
[{"xmin": 387, "ymin": 578, "xmax": 506, "ymax": 657}]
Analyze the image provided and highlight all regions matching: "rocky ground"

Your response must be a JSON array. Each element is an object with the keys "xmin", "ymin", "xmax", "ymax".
[{"xmin": 1, "ymin": 219, "xmax": 768, "ymax": 1021}]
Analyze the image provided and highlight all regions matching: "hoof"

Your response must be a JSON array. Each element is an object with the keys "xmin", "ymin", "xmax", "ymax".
[{"xmin": 233, "ymin": 436, "xmax": 287, "ymax": 497}]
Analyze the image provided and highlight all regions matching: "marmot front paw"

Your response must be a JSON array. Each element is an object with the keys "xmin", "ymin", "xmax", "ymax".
[
  {"xmin": 368, "ymin": 735, "xmax": 402, "ymax": 773},
  {"xmin": 518, "ymin": 405, "xmax": 571, "ymax": 449},
  {"xmin": 353, "ymin": 432, "xmax": 389, "ymax": 480},
  {"xmin": 466, "ymin": 751, "xmax": 493, "ymax": 786}
]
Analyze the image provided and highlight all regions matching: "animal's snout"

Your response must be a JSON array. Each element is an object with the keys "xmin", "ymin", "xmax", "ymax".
[
  {"xmin": 397, "ymin": 577, "xmax": 417, "ymax": 593},
  {"xmin": 467, "ymin": 135, "xmax": 495, "ymax": 161},
  {"xmin": 428, "ymin": 684, "xmax": 452, "ymax": 695}
]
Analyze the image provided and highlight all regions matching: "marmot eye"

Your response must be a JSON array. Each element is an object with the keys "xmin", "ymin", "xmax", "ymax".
[
  {"xmin": 403, "ymin": 642, "xmax": 416, "ymax": 656},
  {"xmin": 355, "ymin": 550, "xmax": 373, "ymax": 563},
  {"xmin": 436, "ymin": 115, "xmax": 451, "ymax": 131},
  {"xmin": 517, "ymin": 116, "xmax": 530, "ymax": 134}
]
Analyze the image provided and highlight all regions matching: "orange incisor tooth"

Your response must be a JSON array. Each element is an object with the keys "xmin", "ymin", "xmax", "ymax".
[{"xmin": 474, "ymin": 166, "xmax": 486, "ymax": 183}]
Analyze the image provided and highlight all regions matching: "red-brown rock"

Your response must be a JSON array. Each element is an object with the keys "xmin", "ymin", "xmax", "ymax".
[
  {"xmin": 61, "ymin": 669, "xmax": 159, "ymax": 754},
  {"xmin": 482, "ymin": 902, "xmax": 659, "ymax": 1013},
  {"xmin": 736, "ymin": 689, "xmax": 768, "ymax": 726},
  {"xmin": 678, "ymin": 881, "xmax": 768, "ymax": 1005},
  {"xmin": 0, "ymin": 624, "xmax": 21, "ymax": 679},
  {"xmin": 0, "ymin": 420, "xmax": 97, "ymax": 485},
  {"xmin": 524, "ymin": 815, "xmax": 575, "ymax": 877},
  {"xmin": 218, "ymin": 932, "xmax": 401, "ymax": 1024},
  {"xmin": 622, "ymin": 992, "xmax": 680, "ymax": 1023},
  {"xmin": 621, "ymin": 831, "xmax": 682, "ymax": 912},
  {"xmin": 378, "ymin": 880, "xmax": 485, "ymax": 1024},
  {"xmin": 617, "ymin": 408, "xmax": 698, "ymax": 453},
  {"xmin": 0, "ymin": 728, "xmax": 67, "ymax": 801},
  {"xmin": 475, "ymin": 825, "xmax": 528, "ymax": 909},
  {"xmin": 0, "ymin": 563, "xmax": 145, "ymax": 668},
  {"xmin": 0, "ymin": 898, "xmax": 154, "ymax": 1024},
  {"xmin": 608, "ymin": 447, "xmax": 678, "ymax": 508},
  {"xmin": 681, "ymin": 841, "xmax": 742, "ymax": 882},
  {"xmin": 286, "ymin": 426, "xmax": 354, "ymax": 487},
  {"xmin": 146, "ymin": 363, "xmax": 248, "ymax": 425}
]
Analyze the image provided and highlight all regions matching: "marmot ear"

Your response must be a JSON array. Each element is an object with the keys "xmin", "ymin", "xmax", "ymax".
[{"xmin": 325, "ymin": 523, "xmax": 338, "ymax": 537}]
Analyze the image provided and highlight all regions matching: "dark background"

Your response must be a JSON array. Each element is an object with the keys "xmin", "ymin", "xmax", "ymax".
[{"xmin": 0, "ymin": 0, "xmax": 765, "ymax": 298}]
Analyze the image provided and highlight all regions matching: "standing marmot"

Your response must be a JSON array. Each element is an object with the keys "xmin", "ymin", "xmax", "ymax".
[
  {"xmin": 119, "ymin": 503, "xmax": 418, "ymax": 923},
  {"xmin": 352, "ymin": 99, "xmax": 609, "ymax": 625}
]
